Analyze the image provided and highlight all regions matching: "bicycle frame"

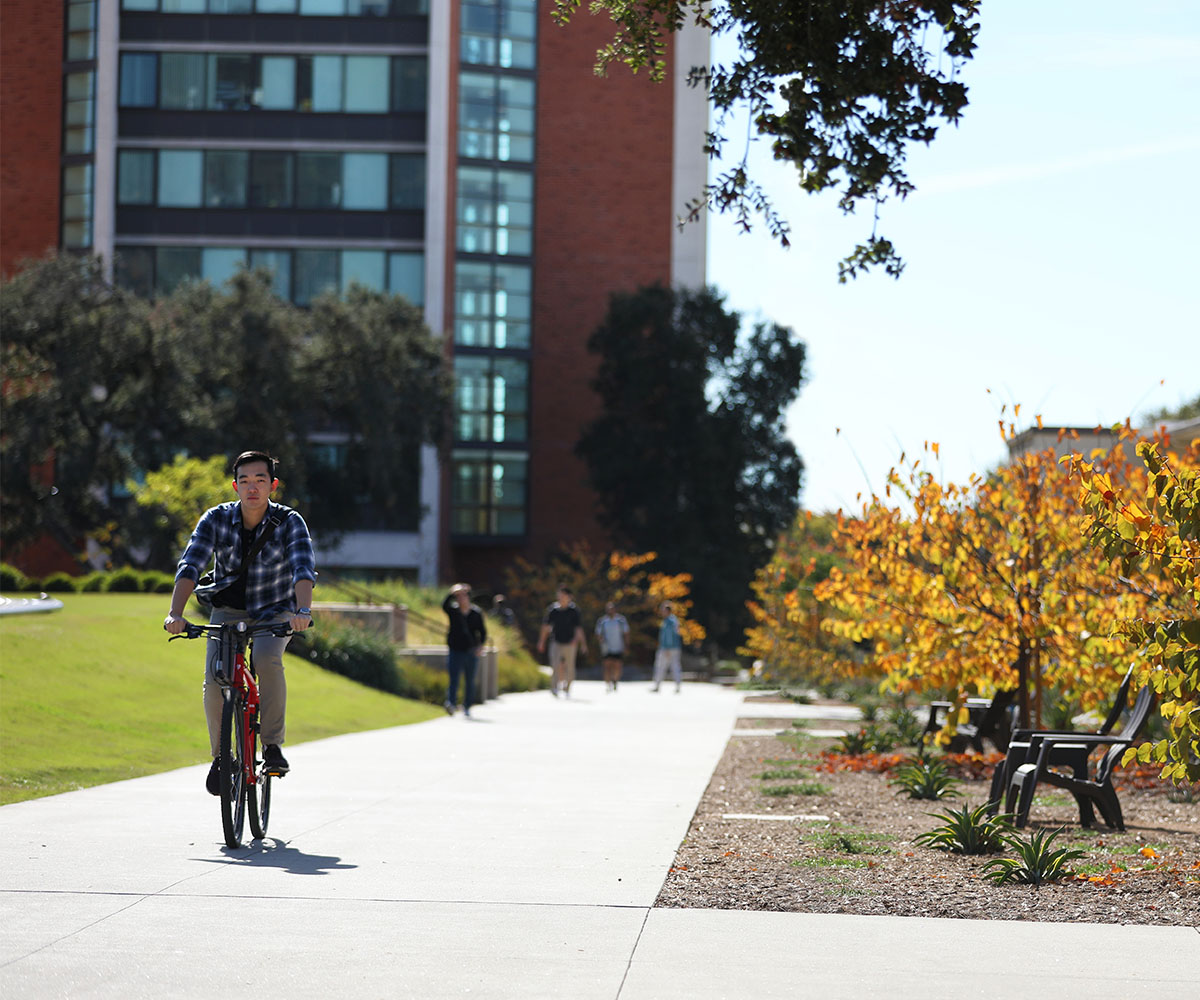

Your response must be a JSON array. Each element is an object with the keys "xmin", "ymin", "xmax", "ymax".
[{"xmin": 213, "ymin": 625, "xmax": 263, "ymax": 798}]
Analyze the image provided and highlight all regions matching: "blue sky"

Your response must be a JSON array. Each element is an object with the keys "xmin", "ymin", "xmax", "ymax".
[{"xmin": 703, "ymin": 0, "xmax": 1200, "ymax": 513}]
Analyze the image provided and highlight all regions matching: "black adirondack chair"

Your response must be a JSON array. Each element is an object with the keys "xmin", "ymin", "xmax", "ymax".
[
  {"xmin": 986, "ymin": 663, "xmax": 1138, "ymax": 810},
  {"xmin": 1002, "ymin": 682, "xmax": 1155, "ymax": 831},
  {"xmin": 924, "ymin": 690, "xmax": 1015, "ymax": 753}
]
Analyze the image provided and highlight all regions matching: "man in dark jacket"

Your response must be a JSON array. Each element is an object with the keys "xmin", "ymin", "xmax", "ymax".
[{"xmin": 443, "ymin": 583, "xmax": 487, "ymax": 716}]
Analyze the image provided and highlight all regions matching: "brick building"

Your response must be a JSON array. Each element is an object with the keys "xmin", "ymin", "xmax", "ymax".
[{"xmin": 0, "ymin": 1, "xmax": 708, "ymax": 590}]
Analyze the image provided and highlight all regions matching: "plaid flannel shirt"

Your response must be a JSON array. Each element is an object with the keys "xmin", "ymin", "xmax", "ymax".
[{"xmin": 175, "ymin": 500, "xmax": 316, "ymax": 617}]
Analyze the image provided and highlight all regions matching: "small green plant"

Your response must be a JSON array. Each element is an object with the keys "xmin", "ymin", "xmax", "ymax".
[
  {"xmin": 982, "ymin": 827, "xmax": 1087, "ymax": 886},
  {"xmin": 758, "ymin": 768, "xmax": 808, "ymax": 781},
  {"xmin": 915, "ymin": 803, "xmax": 1014, "ymax": 854},
  {"xmin": 887, "ymin": 707, "xmax": 926, "ymax": 746},
  {"xmin": 760, "ymin": 781, "xmax": 830, "ymax": 797},
  {"xmin": 836, "ymin": 728, "xmax": 871, "ymax": 754},
  {"xmin": 889, "ymin": 757, "xmax": 962, "ymax": 800},
  {"xmin": 809, "ymin": 826, "xmax": 894, "ymax": 855}
]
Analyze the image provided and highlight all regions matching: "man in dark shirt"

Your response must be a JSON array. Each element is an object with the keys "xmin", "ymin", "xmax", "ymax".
[
  {"xmin": 537, "ymin": 585, "xmax": 587, "ymax": 697},
  {"xmin": 442, "ymin": 583, "xmax": 487, "ymax": 717}
]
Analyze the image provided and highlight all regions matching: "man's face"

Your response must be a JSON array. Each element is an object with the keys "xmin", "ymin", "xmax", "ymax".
[
  {"xmin": 233, "ymin": 460, "xmax": 276, "ymax": 512},
  {"xmin": 558, "ymin": 589, "xmax": 570, "ymax": 605}
]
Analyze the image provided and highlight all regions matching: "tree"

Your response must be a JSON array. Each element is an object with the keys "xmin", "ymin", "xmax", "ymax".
[
  {"xmin": 1072, "ymin": 439, "xmax": 1200, "ymax": 782},
  {"xmin": 300, "ymin": 286, "xmax": 452, "ymax": 534},
  {"xmin": 554, "ymin": 0, "xmax": 981, "ymax": 280},
  {"xmin": 813, "ymin": 423, "xmax": 1151, "ymax": 733},
  {"xmin": 131, "ymin": 454, "xmax": 231, "ymax": 564},
  {"xmin": 576, "ymin": 284, "xmax": 805, "ymax": 649}
]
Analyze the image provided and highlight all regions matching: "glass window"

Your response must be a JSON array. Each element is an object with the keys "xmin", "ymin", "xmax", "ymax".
[
  {"xmin": 250, "ymin": 151, "xmax": 293, "ymax": 208},
  {"xmin": 119, "ymin": 53, "xmax": 157, "ymax": 107},
  {"xmin": 458, "ymin": 73, "xmax": 495, "ymax": 160},
  {"xmin": 66, "ymin": 2, "xmax": 96, "ymax": 61},
  {"xmin": 457, "ymin": 167, "xmax": 494, "ymax": 254},
  {"xmin": 341, "ymin": 250, "xmax": 385, "ymax": 292},
  {"xmin": 256, "ymin": 0, "xmax": 297, "ymax": 10},
  {"xmin": 391, "ymin": 56, "xmax": 427, "ymax": 112},
  {"xmin": 344, "ymin": 57, "xmax": 389, "ymax": 113},
  {"xmin": 296, "ymin": 152, "xmax": 341, "ymax": 208},
  {"xmin": 300, "ymin": 0, "xmax": 344, "ymax": 13},
  {"xmin": 204, "ymin": 150, "xmax": 248, "ymax": 207},
  {"xmin": 255, "ymin": 56, "xmax": 295, "ymax": 110},
  {"xmin": 492, "ymin": 357, "xmax": 528, "ymax": 442},
  {"xmin": 162, "ymin": 0, "xmax": 205, "ymax": 10},
  {"xmin": 117, "ymin": 150, "xmax": 155, "ymax": 205},
  {"xmin": 495, "ymin": 168, "xmax": 533, "ymax": 255},
  {"xmin": 297, "ymin": 55, "xmax": 342, "ymax": 112},
  {"xmin": 454, "ymin": 262, "xmax": 530, "ymax": 348},
  {"xmin": 388, "ymin": 252, "xmax": 423, "ymax": 306},
  {"xmin": 209, "ymin": 0, "xmax": 252, "ymax": 11},
  {"xmin": 454, "ymin": 261, "xmax": 491, "ymax": 347},
  {"xmin": 161, "ymin": 53, "xmax": 205, "ymax": 110},
  {"xmin": 158, "ymin": 150, "xmax": 203, "ymax": 206},
  {"xmin": 64, "ymin": 71, "xmax": 94, "ymax": 155},
  {"xmin": 294, "ymin": 249, "xmax": 339, "ymax": 305},
  {"xmin": 202, "ymin": 247, "xmax": 246, "ymax": 286},
  {"xmin": 208, "ymin": 54, "xmax": 254, "ymax": 111},
  {"xmin": 122, "ymin": 0, "xmax": 158, "ymax": 10},
  {"xmin": 249, "ymin": 249, "xmax": 292, "ymax": 300},
  {"xmin": 454, "ymin": 356, "xmax": 492, "ymax": 441},
  {"xmin": 390, "ymin": 153, "xmax": 425, "ymax": 210},
  {"xmin": 342, "ymin": 153, "xmax": 387, "ymax": 210},
  {"xmin": 61, "ymin": 164, "xmax": 93, "ymax": 248},
  {"xmin": 453, "ymin": 356, "xmax": 528, "ymax": 444},
  {"xmin": 497, "ymin": 76, "xmax": 535, "ymax": 162},
  {"xmin": 156, "ymin": 247, "xmax": 201, "ymax": 294},
  {"xmin": 451, "ymin": 450, "xmax": 527, "ymax": 535},
  {"xmin": 348, "ymin": 0, "xmax": 389, "ymax": 13},
  {"xmin": 115, "ymin": 246, "xmax": 154, "ymax": 299}
]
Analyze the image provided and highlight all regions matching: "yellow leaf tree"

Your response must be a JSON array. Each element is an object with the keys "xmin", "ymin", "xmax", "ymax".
[
  {"xmin": 1072, "ymin": 438, "xmax": 1200, "ymax": 782},
  {"xmin": 814, "ymin": 427, "xmax": 1149, "ymax": 732}
]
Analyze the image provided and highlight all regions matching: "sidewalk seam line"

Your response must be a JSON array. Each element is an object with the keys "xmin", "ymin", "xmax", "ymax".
[{"xmin": 615, "ymin": 906, "xmax": 653, "ymax": 1000}]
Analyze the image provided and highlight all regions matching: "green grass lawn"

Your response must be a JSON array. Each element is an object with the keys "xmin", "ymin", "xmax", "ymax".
[{"xmin": 0, "ymin": 593, "xmax": 442, "ymax": 804}]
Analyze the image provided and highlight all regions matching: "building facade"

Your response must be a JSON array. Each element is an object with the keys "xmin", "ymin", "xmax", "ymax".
[{"xmin": 0, "ymin": 0, "xmax": 708, "ymax": 591}]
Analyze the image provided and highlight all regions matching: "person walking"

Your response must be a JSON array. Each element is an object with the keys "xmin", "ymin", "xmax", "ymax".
[
  {"xmin": 442, "ymin": 583, "xmax": 487, "ymax": 717},
  {"xmin": 594, "ymin": 601, "xmax": 630, "ymax": 692},
  {"xmin": 163, "ymin": 450, "xmax": 316, "ymax": 794},
  {"xmin": 537, "ymin": 585, "xmax": 587, "ymax": 697},
  {"xmin": 651, "ymin": 600, "xmax": 683, "ymax": 694}
]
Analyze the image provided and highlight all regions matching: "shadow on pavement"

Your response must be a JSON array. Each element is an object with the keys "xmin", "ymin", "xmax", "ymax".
[{"xmin": 210, "ymin": 839, "xmax": 358, "ymax": 875}]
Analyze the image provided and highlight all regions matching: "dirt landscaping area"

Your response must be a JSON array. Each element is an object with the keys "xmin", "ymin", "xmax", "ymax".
[{"xmin": 657, "ymin": 698, "xmax": 1200, "ymax": 926}]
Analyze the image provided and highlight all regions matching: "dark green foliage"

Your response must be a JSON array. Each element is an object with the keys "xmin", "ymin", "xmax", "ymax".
[
  {"xmin": 760, "ymin": 781, "xmax": 830, "ymax": 797},
  {"xmin": 915, "ymin": 803, "xmax": 1013, "ymax": 855},
  {"xmin": 139, "ymin": 570, "xmax": 175, "ymax": 594},
  {"xmin": 837, "ymin": 723, "xmax": 895, "ymax": 755},
  {"xmin": 103, "ymin": 568, "xmax": 143, "ymax": 593},
  {"xmin": 554, "ymin": 1, "xmax": 981, "ymax": 279},
  {"xmin": 888, "ymin": 707, "xmax": 927, "ymax": 747},
  {"xmin": 38, "ymin": 572, "xmax": 78, "ymax": 593},
  {"xmin": 576, "ymin": 285, "xmax": 805, "ymax": 649},
  {"xmin": 982, "ymin": 828, "xmax": 1087, "ymax": 886},
  {"xmin": 889, "ymin": 757, "xmax": 962, "ymax": 801},
  {"xmin": 78, "ymin": 572, "xmax": 107, "ymax": 593},
  {"xmin": 1, "ymin": 255, "xmax": 451, "ymax": 568},
  {"xmin": 1, "ymin": 563, "xmax": 32, "ymax": 592}
]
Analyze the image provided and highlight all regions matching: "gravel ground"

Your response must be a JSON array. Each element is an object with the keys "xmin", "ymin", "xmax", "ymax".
[{"xmin": 657, "ymin": 705, "xmax": 1200, "ymax": 926}]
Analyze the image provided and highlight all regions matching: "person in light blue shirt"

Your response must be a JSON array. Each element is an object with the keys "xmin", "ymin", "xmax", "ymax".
[
  {"xmin": 652, "ymin": 601, "xmax": 683, "ymax": 694},
  {"xmin": 594, "ymin": 602, "xmax": 630, "ymax": 693}
]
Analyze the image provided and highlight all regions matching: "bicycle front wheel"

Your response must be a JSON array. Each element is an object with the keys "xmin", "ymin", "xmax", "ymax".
[
  {"xmin": 218, "ymin": 691, "xmax": 247, "ymax": 848},
  {"xmin": 248, "ymin": 705, "xmax": 271, "ymax": 840}
]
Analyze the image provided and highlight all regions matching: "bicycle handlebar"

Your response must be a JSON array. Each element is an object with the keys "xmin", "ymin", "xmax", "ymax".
[{"xmin": 168, "ymin": 620, "xmax": 300, "ymax": 641}]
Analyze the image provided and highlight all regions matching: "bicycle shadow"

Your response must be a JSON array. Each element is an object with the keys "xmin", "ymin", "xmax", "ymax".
[{"xmin": 215, "ymin": 838, "xmax": 357, "ymax": 875}]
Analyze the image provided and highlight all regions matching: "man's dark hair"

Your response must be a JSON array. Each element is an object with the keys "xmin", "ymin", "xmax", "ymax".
[
  {"xmin": 232, "ymin": 450, "xmax": 277, "ymax": 480},
  {"xmin": 558, "ymin": 585, "xmax": 573, "ymax": 596}
]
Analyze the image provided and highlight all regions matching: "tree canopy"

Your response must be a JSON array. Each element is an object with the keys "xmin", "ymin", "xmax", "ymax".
[
  {"xmin": 554, "ymin": 0, "xmax": 981, "ymax": 280},
  {"xmin": 1, "ymin": 254, "xmax": 451, "ymax": 568},
  {"xmin": 576, "ymin": 283, "xmax": 805, "ymax": 649}
]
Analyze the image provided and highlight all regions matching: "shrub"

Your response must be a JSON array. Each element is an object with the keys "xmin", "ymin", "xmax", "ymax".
[
  {"xmin": 888, "ymin": 707, "xmax": 926, "ymax": 747},
  {"xmin": 889, "ymin": 757, "xmax": 962, "ymax": 800},
  {"xmin": 139, "ymin": 570, "xmax": 175, "ymax": 593},
  {"xmin": 497, "ymin": 650, "xmax": 549, "ymax": 693},
  {"xmin": 760, "ymin": 782, "xmax": 830, "ymax": 797},
  {"xmin": 1, "ymin": 563, "xmax": 32, "ymax": 592},
  {"xmin": 104, "ymin": 568, "xmax": 143, "ymax": 592},
  {"xmin": 39, "ymin": 572, "xmax": 78, "ymax": 593},
  {"xmin": 982, "ymin": 827, "xmax": 1087, "ymax": 886},
  {"xmin": 915, "ymin": 803, "xmax": 1014, "ymax": 855},
  {"xmin": 79, "ymin": 571, "xmax": 108, "ymax": 592},
  {"xmin": 291, "ymin": 622, "xmax": 404, "ymax": 696},
  {"xmin": 394, "ymin": 656, "xmax": 448, "ymax": 704}
]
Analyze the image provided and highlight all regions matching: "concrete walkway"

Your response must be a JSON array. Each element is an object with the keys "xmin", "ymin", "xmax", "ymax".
[{"xmin": 2, "ymin": 681, "xmax": 1196, "ymax": 999}]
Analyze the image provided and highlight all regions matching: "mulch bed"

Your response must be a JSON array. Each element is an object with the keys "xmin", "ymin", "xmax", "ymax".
[{"xmin": 656, "ymin": 718, "xmax": 1200, "ymax": 925}]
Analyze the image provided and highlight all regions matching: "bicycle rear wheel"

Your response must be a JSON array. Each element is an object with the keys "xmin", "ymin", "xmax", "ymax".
[
  {"xmin": 248, "ymin": 705, "xmax": 271, "ymax": 839},
  {"xmin": 218, "ymin": 691, "xmax": 247, "ymax": 848}
]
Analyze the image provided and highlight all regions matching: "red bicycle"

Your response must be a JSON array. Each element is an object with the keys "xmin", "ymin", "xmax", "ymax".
[{"xmin": 171, "ymin": 620, "xmax": 294, "ymax": 847}]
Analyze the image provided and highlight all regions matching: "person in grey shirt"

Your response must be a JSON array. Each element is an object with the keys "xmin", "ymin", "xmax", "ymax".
[{"xmin": 594, "ymin": 602, "xmax": 630, "ymax": 693}]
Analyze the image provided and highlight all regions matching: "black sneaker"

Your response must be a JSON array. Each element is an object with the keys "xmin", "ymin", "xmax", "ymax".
[
  {"xmin": 206, "ymin": 758, "xmax": 221, "ymax": 796},
  {"xmin": 263, "ymin": 744, "xmax": 289, "ymax": 775}
]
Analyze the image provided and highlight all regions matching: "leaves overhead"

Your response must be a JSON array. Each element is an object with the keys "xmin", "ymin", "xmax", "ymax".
[{"xmin": 554, "ymin": 0, "xmax": 982, "ymax": 279}]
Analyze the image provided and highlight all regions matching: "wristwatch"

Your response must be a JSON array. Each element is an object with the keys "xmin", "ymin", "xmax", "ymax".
[{"xmin": 296, "ymin": 607, "xmax": 311, "ymax": 616}]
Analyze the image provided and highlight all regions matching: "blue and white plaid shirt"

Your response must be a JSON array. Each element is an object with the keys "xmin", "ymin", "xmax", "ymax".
[{"xmin": 175, "ymin": 500, "xmax": 316, "ymax": 617}]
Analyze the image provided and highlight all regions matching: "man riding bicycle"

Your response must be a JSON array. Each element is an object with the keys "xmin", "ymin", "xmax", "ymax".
[{"xmin": 163, "ymin": 450, "xmax": 316, "ymax": 795}]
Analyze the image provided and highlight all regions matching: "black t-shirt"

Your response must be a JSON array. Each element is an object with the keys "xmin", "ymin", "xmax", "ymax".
[
  {"xmin": 545, "ymin": 602, "xmax": 581, "ymax": 643},
  {"xmin": 212, "ymin": 524, "xmax": 255, "ymax": 610}
]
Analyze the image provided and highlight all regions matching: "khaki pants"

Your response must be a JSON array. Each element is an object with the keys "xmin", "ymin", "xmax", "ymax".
[
  {"xmin": 549, "ymin": 639, "xmax": 578, "ymax": 689},
  {"xmin": 203, "ymin": 608, "xmax": 291, "ymax": 757}
]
